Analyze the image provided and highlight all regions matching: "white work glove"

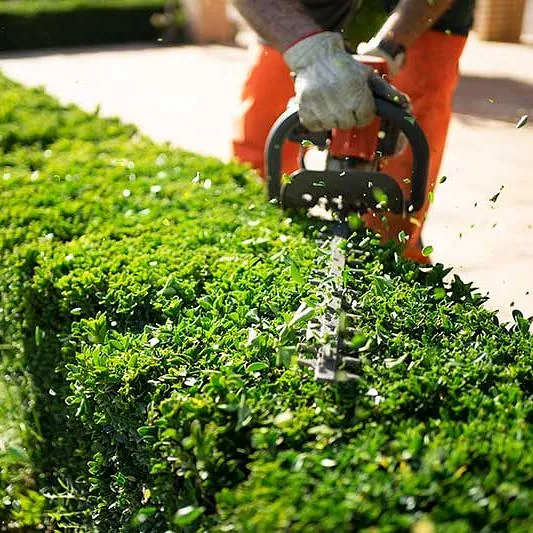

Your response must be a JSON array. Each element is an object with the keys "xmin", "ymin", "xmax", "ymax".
[
  {"xmin": 357, "ymin": 37, "xmax": 405, "ymax": 78},
  {"xmin": 283, "ymin": 31, "xmax": 376, "ymax": 132}
]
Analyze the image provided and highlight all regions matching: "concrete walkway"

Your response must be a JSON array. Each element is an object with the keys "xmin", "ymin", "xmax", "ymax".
[{"xmin": 1, "ymin": 36, "xmax": 532, "ymax": 323}]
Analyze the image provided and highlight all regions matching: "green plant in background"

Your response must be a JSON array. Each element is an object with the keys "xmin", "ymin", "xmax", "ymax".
[
  {"xmin": 0, "ymin": 0, "xmax": 183, "ymax": 51},
  {"xmin": 0, "ymin": 0, "xmax": 168, "ymax": 14},
  {"xmin": 343, "ymin": 1, "xmax": 388, "ymax": 47},
  {"xmin": 0, "ymin": 73, "xmax": 532, "ymax": 532}
]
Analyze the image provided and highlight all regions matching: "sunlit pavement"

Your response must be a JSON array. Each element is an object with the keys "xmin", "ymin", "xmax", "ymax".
[{"xmin": 1, "ymin": 34, "xmax": 532, "ymax": 323}]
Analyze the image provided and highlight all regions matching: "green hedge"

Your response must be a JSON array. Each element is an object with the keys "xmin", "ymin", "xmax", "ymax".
[
  {"xmin": 0, "ymin": 0, "xmax": 183, "ymax": 51},
  {"xmin": 1, "ymin": 73, "xmax": 533, "ymax": 532}
]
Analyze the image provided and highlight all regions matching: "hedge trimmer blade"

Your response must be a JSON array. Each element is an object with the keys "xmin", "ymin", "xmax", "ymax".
[
  {"xmin": 299, "ymin": 220, "xmax": 360, "ymax": 382},
  {"xmin": 266, "ymin": 72, "xmax": 430, "ymax": 383}
]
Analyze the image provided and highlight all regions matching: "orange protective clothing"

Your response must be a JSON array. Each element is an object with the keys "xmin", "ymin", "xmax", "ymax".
[
  {"xmin": 232, "ymin": 44, "xmax": 298, "ymax": 176},
  {"xmin": 232, "ymin": 30, "xmax": 468, "ymax": 263}
]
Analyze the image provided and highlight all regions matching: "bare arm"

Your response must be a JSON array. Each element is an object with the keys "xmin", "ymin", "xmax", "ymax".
[
  {"xmin": 234, "ymin": 0, "xmax": 458, "ymax": 52},
  {"xmin": 232, "ymin": 0, "xmax": 321, "ymax": 51},
  {"xmin": 376, "ymin": 0, "xmax": 457, "ymax": 47}
]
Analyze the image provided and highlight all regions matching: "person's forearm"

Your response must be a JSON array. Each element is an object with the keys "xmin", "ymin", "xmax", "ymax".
[
  {"xmin": 376, "ymin": 0, "xmax": 456, "ymax": 48},
  {"xmin": 232, "ymin": 0, "xmax": 321, "ymax": 51}
]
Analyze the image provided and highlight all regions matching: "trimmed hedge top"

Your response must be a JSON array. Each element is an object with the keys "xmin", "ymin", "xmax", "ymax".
[
  {"xmin": 0, "ymin": 0, "xmax": 178, "ymax": 52},
  {"xmin": 1, "ymin": 73, "xmax": 532, "ymax": 532},
  {"xmin": 0, "ymin": 0, "xmax": 167, "ymax": 15}
]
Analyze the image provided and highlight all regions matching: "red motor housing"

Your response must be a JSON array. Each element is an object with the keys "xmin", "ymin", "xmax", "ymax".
[{"xmin": 328, "ymin": 56, "xmax": 389, "ymax": 161}]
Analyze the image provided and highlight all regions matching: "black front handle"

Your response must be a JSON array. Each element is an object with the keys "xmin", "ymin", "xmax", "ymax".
[
  {"xmin": 265, "ymin": 98, "xmax": 430, "ymax": 213},
  {"xmin": 265, "ymin": 108, "xmax": 301, "ymax": 202}
]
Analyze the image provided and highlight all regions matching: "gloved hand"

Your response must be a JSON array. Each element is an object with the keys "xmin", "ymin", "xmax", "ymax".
[
  {"xmin": 357, "ymin": 37, "xmax": 405, "ymax": 78},
  {"xmin": 283, "ymin": 31, "xmax": 376, "ymax": 132}
]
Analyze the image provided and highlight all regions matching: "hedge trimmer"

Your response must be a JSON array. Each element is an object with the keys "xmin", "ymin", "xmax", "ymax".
[{"xmin": 265, "ymin": 58, "xmax": 429, "ymax": 382}]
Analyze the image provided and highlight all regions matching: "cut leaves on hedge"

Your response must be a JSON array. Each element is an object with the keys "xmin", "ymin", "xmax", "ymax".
[{"xmin": 0, "ymin": 73, "xmax": 532, "ymax": 532}]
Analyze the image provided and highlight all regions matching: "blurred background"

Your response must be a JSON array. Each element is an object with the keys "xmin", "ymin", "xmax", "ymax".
[{"xmin": 0, "ymin": 0, "xmax": 532, "ymax": 322}]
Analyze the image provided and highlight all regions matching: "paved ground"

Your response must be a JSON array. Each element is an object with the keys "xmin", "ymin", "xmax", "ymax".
[{"xmin": 1, "ymin": 34, "xmax": 532, "ymax": 323}]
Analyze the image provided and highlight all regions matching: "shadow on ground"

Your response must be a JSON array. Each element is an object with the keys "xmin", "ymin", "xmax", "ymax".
[
  {"xmin": 453, "ymin": 74, "xmax": 533, "ymax": 123},
  {"xmin": 0, "ymin": 42, "xmax": 175, "ymax": 60}
]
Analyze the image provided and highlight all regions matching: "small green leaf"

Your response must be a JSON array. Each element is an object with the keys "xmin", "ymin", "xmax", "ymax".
[
  {"xmin": 398, "ymin": 230, "xmax": 408, "ymax": 244},
  {"xmin": 128, "ymin": 353, "xmax": 138, "ymax": 368},
  {"xmin": 374, "ymin": 276, "xmax": 392, "ymax": 297},
  {"xmin": 422, "ymin": 245, "xmax": 433, "ymax": 257},
  {"xmin": 142, "ymin": 487, "xmax": 152, "ymax": 504},
  {"xmin": 288, "ymin": 303, "xmax": 315, "ymax": 328},
  {"xmin": 247, "ymin": 361, "xmax": 268, "ymax": 373},
  {"xmin": 247, "ymin": 328, "xmax": 258, "ymax": 346},
  {"xmin": 290, "ymin": 262, "xmax": 304, "ymax": 283},
  {"xmin": 349, "ymin": 333, "xmax": 367, "ymax": 350},
  {"xmin": 5, "ymin": 444, "xmax": 28, "ymax": 461},
  {"xmin": 137, "ymin": 426, "xmax": 153, "ymax": 437},
  {"xmin": 372, "ymin": 187, "xmax": 388, "ymax": 207},
  {"xmin": 384, "ymin": 353, "xmax": 408, "ymax": 369},
  {"xmin": 348, "ymin": 213, "xmax": 363, "ymax": 230},
  {"xmin": 274, "ymin": 411, "xmax": 293, "ymax": 426},
  {"xmin": 433, "ymin": 287, "xmax": 446, "ymax": 300},
  {"xmin": 174, "ymin": 505, "xmax": 205, "ymax": 527},
  {"xmin": 135, "ymin": 507, "xmax": 157, "ymax": 525},
  {"xmin": 276, "ymin": 346, "xmax": 296, "ymax": 368}
]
